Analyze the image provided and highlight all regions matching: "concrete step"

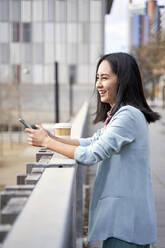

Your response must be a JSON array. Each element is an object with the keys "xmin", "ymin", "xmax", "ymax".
[
  {"xmin": 0, "ymin": 224, "xmax": 11, "ymax": 243},
  {"xmin": 1, "ymin": 197, "xmax": 28, "ymax": 225},
  {"xmin": 0, "ymin": 191, "xmax": 31, "ymax": 210},
  {"xmin": 5, "ymin": 185, "xmax": 34, "ymax": 191}
]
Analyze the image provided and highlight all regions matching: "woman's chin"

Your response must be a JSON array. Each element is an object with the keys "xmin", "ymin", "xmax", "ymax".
[{"xmin": 100, "ymin": 97, "xmax": 109, "ymax": 103}]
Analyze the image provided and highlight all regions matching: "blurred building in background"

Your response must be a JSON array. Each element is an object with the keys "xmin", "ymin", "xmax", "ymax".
[
  {"xmin": 129, "ymin": 0, "xmax": 165, "ymax": 103},
  {"xmin": 128, "ymin": 0, "xmax": 163, "ymax": 50},
  {"xmin": 0, "ymin": 0, "xmax": 113, "ymax": 125},
  {"xmin": 0, "ymin": 0, "xmax": 113, "ymax": 85}
]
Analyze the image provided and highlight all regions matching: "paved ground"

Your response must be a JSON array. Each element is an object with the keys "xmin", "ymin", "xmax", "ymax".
[
  {"xmin": 149, "ymin": 107, "xmax": 165, "ymax": 248},
  {"xmin": 87, "ymin": 104, "xmax": 165, "ymax": 248}
]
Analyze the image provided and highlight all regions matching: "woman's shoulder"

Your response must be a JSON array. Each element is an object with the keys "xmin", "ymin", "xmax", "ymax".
[
  {"xmin": 114, "ymin": 105, "xmax": 146, "ymax": 123},
  {"xmin": 116, "ymin": 105, "xmax": 143, "ymax": 116}
]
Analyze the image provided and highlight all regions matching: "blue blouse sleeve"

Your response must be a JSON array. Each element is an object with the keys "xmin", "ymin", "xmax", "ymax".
[
  {"xmin": 78, "ymin": 127, "xmax": 104, "ymax": 146},
  {"xmin": 74, "ymin": 108, "xmax": 136, "ymax": 165}
]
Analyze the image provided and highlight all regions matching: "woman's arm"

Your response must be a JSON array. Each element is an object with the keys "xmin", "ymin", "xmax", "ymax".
[
  {"xmin": 49, "ymin": 133, "xmax": 80, "ymax": 146},
  {"xmin": 37, "ymin": 125, "xmax": 80, "ymax": 146},
  {"xmin": 45, "ymin": 137, "xmax": 77, "ymax": 159},
  {"xmin": 74, "ymin": 107, "xmax": 136, "ymax": 165},
  {"xmin": 25, "ymin": 126, "xmax": 78, "ymax": 159},
  {"xmin": 25, "ymin": 125, "xmax": 104, "ymax": 161}
]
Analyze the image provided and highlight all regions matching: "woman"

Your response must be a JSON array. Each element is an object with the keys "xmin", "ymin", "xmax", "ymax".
[{"xmin": 26, "ymin": 53, "xmax": 160, "ymax": 248}]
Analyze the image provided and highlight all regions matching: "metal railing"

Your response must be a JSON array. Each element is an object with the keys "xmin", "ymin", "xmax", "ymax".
[{"xmin": 0, "ymin": 102, "xmax": 89, "ymax": 248}]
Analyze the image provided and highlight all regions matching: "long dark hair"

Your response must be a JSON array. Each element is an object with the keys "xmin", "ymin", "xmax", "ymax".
[{"xmin": 93, "ymin": 52, "xmax": 160, "ymax": 124}]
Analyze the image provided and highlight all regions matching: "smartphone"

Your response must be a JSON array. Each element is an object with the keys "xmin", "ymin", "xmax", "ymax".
[{"xmin": 18, "ymin": 118, "xmax": 33, "ymax": 129}]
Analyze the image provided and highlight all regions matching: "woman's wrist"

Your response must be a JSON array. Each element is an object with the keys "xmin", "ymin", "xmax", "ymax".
[{"xmin": 44, "ymin": 135, "xmax": 52, "ymax": 149}]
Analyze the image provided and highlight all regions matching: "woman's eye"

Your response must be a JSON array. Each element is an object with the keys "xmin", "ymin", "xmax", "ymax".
[{"xmin": 102, "ymin": 77, "xmax": 108, "ymax": 80}]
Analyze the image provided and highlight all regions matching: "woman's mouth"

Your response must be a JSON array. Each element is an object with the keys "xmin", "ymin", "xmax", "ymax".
[{"xmin": 99, "ymin": 90, "xmax": 106, "ymax": 97}]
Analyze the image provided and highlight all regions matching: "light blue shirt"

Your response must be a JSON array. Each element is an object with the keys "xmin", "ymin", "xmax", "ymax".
[{"xmin": 74, "ymin": 105, "xmax": 157, "ymax": 245}]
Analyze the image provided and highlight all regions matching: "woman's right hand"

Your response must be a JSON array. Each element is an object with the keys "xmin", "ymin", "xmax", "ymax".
[{"xmin": 35, "ymin": 125, "xmax": 56, "ymax": 140}]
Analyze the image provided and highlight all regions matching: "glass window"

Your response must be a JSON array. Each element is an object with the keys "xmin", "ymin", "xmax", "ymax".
[
  {"xmin": 44, "ymin": 65, "xmax": 54, "ymax": 84},
  {"xmin": 78, "ymin": 44, "xmax": 89, "ymax": 64},
  {"xmin": 67, "ymin": 44, "xmax": 77, "ymax": 64},
  {"xmin": 11, "ymin": 0, "xmax": 21, "ymax": 22},
  {"xmin": 0, "ymin": 44, "xmax": 9, "ymax": 64},
  {"xmin": 67, "ymin": 23, "xmax": 77, "ymax": 43},
  {"xmin": 55, "ymin": 44, "xmax": 66, "ymax": 63},
  {"xmin": 78, "ymin": 23, "xmax": 89, "ymax": 43},
  {"xmin": 11, "ymin": 44, "xmax": 21, "ymax": 64},
  {"xmin": 58, "ymin": 64, "xmax": 68, "ymax": 84},
  {"xmin": 21, "ymin": 65, "xmax": 32, "ymax": 84},
  {"xmin": 44, "ymin": 0, "xmax": 54, "ymax": 21},
  {"xmin": 33, "ymin": 23, "xmax": 43, "ymax": 42},
  {"xmin": 45, "ymin": 23, "xmax": 54, "ymax": 43},
  {"xmin": 45, "ymin": 44, "xmax": 54, "ymax": 63},
  {"xmin": 90, "ymin": 1, "xmax": 102, "ymax": 22},
  {"xmin": 55, "ymin": 1, "xmax": 67, "ymax": 22},
  {"xmin": 55, "ymin": 23, "xmax": 66, "ymax": 43},
  {"xmin": 33, "ymin": 65, "xmax": 43, "ymax": 84},
  {"xmin": 89, "ymin": 65, "xmax": 96, "ymax": 83},
  {"xmin": 22, "ymin": 23, "xmax": 31, "ymax": 42},
  {"xmin": 90, "ymin": 23, "xmax": 102, "ymax": 43},
  {"xmin": 33, "ymin": 1, "xmax": 43, "ymax": 22},
  {"xmin": 90, "ymin": 44, "xmax": 101, "ymax": 64},
  {"xmin": 77, "ymin": 65, "xmax": 89, "ymax": 84},
  {"xmin": 78, "ymin": 0, "xmax": 89, "ymax": 22},
  {"xmin": 0, "ymin": 0, "xmax": 9, "ymax": 21},
  {"xmin": 33, "ymin": 43, "xmax": 43, "ymax": 64},
  {"xmin": 0, "ymin": 23, "xmax": 9, "ymax": 43},
  {"xmin": 67, "ymin": 0, "xmax": 78, "ymax": 22},
  {"xmin": 0, "ymin": 65, "xmax": 9, "ymax": 83},
  {"xmin": 12, "ymin": 22, "xmax": 20, "ymax": 42},
  {"xmin": 22, "ymin": 0, "xmax": 31, "ymax": 22},
  {"xmin": 21, "ymin": 44, "xmax": 32, "ymax": 63}
]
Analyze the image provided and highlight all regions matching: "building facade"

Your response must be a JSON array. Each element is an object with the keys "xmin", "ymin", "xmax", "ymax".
[
  {"xmin": 129, "ymin": 0, "xmax": 161, "ymax": 50},
  {"xmin": 129, "ymin": 0, "xmax": 165, "ymax": 103},
  {"xmin": 0, "ymin": 0, "xmax": 112, "ymax": 85},
  {"xmin": 0, "ymin": 0, "xmax": 114, "ymax": 124},
  {"xmin": 130, "ymin": 13, "xmax": 149, "ymax": 47}
]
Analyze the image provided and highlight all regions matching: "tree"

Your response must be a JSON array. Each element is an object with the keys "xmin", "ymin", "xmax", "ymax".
[{"xmin": 132, "ymin": 32, "xmax": 165, "ymax": 100}]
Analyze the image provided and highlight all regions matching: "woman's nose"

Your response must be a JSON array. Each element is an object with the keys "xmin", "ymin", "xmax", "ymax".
[{"xmin": 96, "ymin": 78, "xmax": 103, "ymax": 88}]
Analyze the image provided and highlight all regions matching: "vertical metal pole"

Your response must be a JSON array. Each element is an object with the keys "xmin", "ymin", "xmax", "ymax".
[
  {"xmin": 163, "ymin": 85, "xmax": 165, "ymax": 109},
  {"xmin": 54, "ymin": 62, "xmax": 59, "ymax": 123},
  {"xmin": 69, "ymin": 76, "xmax": 73, "ymax": 118}
]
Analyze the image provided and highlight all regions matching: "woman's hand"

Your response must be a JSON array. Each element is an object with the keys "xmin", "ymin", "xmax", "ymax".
[
  {"xmin": 25, "ymin": 124, "xmax": 77, "ymax": 159},
  {"xmin": 25, "ymin": 125, "xmax": 50, "ymax": 147}
]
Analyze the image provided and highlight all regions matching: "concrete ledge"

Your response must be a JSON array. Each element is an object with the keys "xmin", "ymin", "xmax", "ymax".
[
  {"xmin": 71, "ymin": 101, "xmax": 89, "ymax": 139},
  {"xmin": 1, "ymin": 101, "xmax": 89, "ymax": 248},
  {"xmin": 2, "ymin": 168, "xmax": 76, "ymax": 248}
]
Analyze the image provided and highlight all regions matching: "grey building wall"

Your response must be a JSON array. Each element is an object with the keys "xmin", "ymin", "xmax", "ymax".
[
  {"xmin": 0, "ymin": 0, "xmax": 113, "ymax": 124},
  {"xmin": 0, "ymin": 0, "xmax": 106, "ymax": 85}
]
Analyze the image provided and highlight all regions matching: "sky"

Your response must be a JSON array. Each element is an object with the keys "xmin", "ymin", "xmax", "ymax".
[
  {"xmin": 105, "ymin": 0, "xmax": 165, "ymax": 54},
  {"xmin": 105, "ymin": 0, "xmax": 129, "ymax": 53}
]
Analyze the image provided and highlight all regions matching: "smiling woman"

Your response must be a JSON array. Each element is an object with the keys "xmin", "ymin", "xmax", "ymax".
[
  {"xmin": 25, "ymin": 52, "xmax": 160, "ymax": 248},
  {"xmin": 96, "ymin": 60, "xmax": 118, "ymax": 107}
]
